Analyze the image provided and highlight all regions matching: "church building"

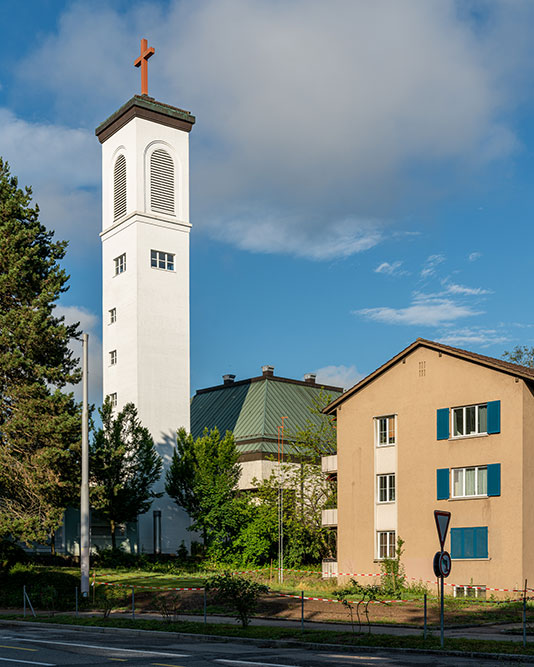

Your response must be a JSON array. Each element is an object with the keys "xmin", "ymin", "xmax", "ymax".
[{"xmin": 94, "ymin": 40, "xmax": 195, "ymax": 554}]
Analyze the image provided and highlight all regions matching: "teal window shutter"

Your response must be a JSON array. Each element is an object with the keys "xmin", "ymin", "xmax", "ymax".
[
  {"xmin": 437, "ymin": 408, "xmax": 450, "ymax": 440},
  {"xmin": 487, "ymin": 463, "xmax": 501, "ymax": 496},
  {"xmin": 475, "ymin": 527, "xmax": 488, "ymax": 558},
  {"xmin": 451, "ymin": 527, "xmax": 488, "ymax": 559},
  {"xmin": 437, "ymin": 468, "xmax": 449, "ymax": 500},
  {"xmin": 487, "ymin": 400, "xmax": 501, "ymax": 434}
]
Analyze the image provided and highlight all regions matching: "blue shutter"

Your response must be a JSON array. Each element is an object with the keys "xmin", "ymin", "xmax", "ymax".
[
  {"xmin": 487, "ymin": 463, "xmax": 501, "ymax": 497},
  {"xmin": 437, "ymin": 408, "xmax": 450, "ymax": 440},
  {"xmin": 437, "ymin": 468, "xmax": 449, "ymax": 500},
  {"xmin": 451, "ymin": 527, "xmax": 488, "ymax": 559},
  {"xmin": 475, "ymin": 527, "xmax": 488, "ymax": 558},
  {"xmin": 451, "ymin": 528, "xmax": 462, "ymax": 558},
  {"xmin": 487, "ymin": 400, "xmax": 501, "ymax": 434}
]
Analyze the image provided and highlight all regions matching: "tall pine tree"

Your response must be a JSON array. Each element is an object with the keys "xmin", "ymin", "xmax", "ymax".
[{"xmin": 0, "ymin": 159, "xmax": 82, "ymax": 544}]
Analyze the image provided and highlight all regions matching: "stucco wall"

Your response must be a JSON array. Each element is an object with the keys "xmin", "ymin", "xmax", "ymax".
[{"xmin": 337, "ymin": 346, "xmax": 525, "ymax": 593}]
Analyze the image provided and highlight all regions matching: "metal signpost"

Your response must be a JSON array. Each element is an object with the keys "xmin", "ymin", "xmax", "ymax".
[{"xmin": 433, "ymin": 509, "xmax": 451, "ymax": 648}]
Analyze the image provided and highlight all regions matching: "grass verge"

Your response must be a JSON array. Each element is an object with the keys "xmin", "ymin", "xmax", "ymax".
[{"xmin": 5, "ymin": 614, "xmax": 534, "ymax": 656}]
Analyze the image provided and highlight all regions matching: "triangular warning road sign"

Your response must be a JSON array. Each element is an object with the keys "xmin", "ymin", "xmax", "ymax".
[{"xmin": 434, "ymin": 510, "xmax": 451, "ymax": 550}]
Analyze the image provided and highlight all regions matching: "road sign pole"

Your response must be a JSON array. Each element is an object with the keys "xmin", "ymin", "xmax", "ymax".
[{"xmin": 440, "ymin": 573, "xmax": 444, "ymax": 648}]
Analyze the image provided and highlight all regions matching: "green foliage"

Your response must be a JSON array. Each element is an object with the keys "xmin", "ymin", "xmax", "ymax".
[
  {"xmin": 206, "ymin": 572, "xmax": 268, "ymax": 628},
  {"xmin": 0, "ymin": 540, "xmax": 27, "ymax": 572},
  {"xmin": 503, "ymin": 346, "xmax": 534, "ymax": 368},
  {"xmin": 293, "ymin": 389, "xmax": 338, "ymax": 458},
  {"xmin": 0, "ymin": 563, "xmax": 78, "ymax": 609},
  {"xmin": 94, "ymin": 585, "xmax": 127, "ymax": 619},
  {"xmin": 90, "ymin": 399, "xmax": 163, "ymax": 549},
  {"xmin": 165, "ymin": 427, "xmax": 242, "ymax": 558},
  {"xmin": 379, "ymin": 536, "xmax": 406, "ymax": 598},
  {"xmin": 0, "ymin": 159, "xmax": 81, "ymax": 544}
]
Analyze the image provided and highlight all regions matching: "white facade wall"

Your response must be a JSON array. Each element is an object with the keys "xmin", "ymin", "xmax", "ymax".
[{"xmin": 101, "ymin": 115, "xmax": 192, "ymax": 554}]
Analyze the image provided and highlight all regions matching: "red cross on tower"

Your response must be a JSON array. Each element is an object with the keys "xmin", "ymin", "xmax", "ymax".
[{"xmin": 134, "ymin": 38, "xmax": 155, "ymax": 96}]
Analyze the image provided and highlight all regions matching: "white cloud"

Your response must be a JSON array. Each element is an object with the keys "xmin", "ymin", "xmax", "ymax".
[
  {"xmin": 469, "ymin": 252, "xmax": 482, "ymax": 262},
  {"xmin": 438, "ymin": 327, "xmax": 510, "ymax": 347},
  {"xmin": 420, "ymin": 254, "xmax": 446, "ymax": 278},
  {"xmin": 374, "ymin": 261, "xmax": 407, "ymax": 276},
  {"xmin": 442, "ymin": 282, "xmax": 491, "ymax": 297},
  {"xmin": 0, "ymin": 109, "xmax": 100, "ymax": 253},
  {"xmin": 12, "ymin": 0, "xmax": 527, "ymax": 260},
  {"xmin": 55, "ymin": 305, "xmax": 102, "ymax": 407},
  {"xmin": 313, "ymin": 365, "xmax": 363, "ymax": 392},
  {"xmin": 356, "ymin": 297, "xmax": 482, "ymax": 326}
]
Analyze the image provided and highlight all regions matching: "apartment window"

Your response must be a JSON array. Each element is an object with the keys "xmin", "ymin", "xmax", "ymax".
[
  {"xmin": 114, "ymin": 253, "xmax": 126, "ymax": 275},
  {"xmin": 452, "ymin": 404, "xmax": 487, "ymax": 437},
  {"xmin": 454, "ymin": 585, "xmax": 486, "ymax": 600},
  {"xmin": 109, "ymin": 350, "xmax": 117, "ymax": 366},
  {"xmin": 376, "ymin": 415, "xmax": 396, "ymax": 446},
  {"xmin": 451, "ymin": 526, "xmax": 488, "ymax": 559},
  {"xmin": 377, "ymin": 474, "xmax": 396, "ymax": 503},
  {"xmin": 377, "ymin": 531, "xmax": 396, "ymax": 559},
  {"xmin": 109, "ymin": 393, "xmax": 117, "ymax": 408},
  {"xmin": 151, "ymin": 249, "xmax": 174, "ymax": 271},
  {"xmin": 109, "ymin": 308, "xmax": 116, "ymax": 324},
  {"xmin": 452, "ymin": 466, "xmax": 487, "ymax": 498}
]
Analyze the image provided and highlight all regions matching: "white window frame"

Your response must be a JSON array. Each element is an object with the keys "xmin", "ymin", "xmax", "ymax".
[
  {"xmin": 114, "ymin": 253, "xmax": 126, "ymax": 276},
  {"xmin": 109, "ymin": 393, "xmax": 117, "ymax": 408},
  {"xmin": 109, "ymin": 308, "xmax": 116, "ymax": 324},
  {"xmin": 150, "ymin": 249, "xmax": 175, "ymax": 272},
  {"xmin": 377, "ymin": 474, "xmax": 396, "ymax": 503},
  {"xmin": 375, "ymin": 415, "xmax": 396, "ymax": 447},
  {"xmin": 451, "ymin": 403, "xmax": 487, "ymax": 438},
  {"xmin": 451, "ymin": 466, "xmax": 487, "ymax": 499},
  {"xmin": 454, "ymin": 585, "xmax": 486, "ymax": 599},
  {"xmin": 377, "ymin": 531, "xmax": 396, "ymax": 559},
  {"xmin": 109, "ymin": 350, "xmax": 117, "ymax": 366}
]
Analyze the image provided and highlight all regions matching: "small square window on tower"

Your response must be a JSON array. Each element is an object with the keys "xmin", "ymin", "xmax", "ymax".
[
  {"xmin": 151, "ymin": 249, "xmax": 175, "ymax": 271},
  {"xmin": 114, "ymin": 253, "xmax": 126, "ymax": 275},
  {"xmin": 109, "ymin": 350, "xmax": 117, "ymax": 366},
  {"xmin": 109, "ymin": 392, "xmax": 117, "ymax": 408},
  {"xmin": 109, "ymin": 308, "xmax": 116, "ymax": 324}
]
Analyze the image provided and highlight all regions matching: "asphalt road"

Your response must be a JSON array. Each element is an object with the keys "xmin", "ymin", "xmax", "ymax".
[{"xmin": 0, "ymin": 623, "xmax": 524, "ymax": 667}]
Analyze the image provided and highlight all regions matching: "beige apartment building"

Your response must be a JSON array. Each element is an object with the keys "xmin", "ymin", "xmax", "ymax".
[{"xmin": 324, "ymin": 338, "xmax": 534, "ymax": 596}]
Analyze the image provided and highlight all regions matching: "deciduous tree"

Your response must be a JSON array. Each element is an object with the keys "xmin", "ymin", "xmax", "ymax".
[{"xmin": 90, "ymin": 399, "xmax": 163, "ymax": 549}]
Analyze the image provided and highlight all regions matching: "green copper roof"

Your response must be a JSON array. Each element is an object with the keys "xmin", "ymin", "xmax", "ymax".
[{"xmin": 190, "ymin": 376, "xmax": 342, "ymax": 454}]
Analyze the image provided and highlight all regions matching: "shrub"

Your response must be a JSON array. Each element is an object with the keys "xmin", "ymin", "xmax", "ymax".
[
  {"xmin": 206, "ymin": 572, "xmax": 268, "ymax": 628},
  {"xmin": 0, "ymin": 540, "xmax": 26, "ymax": 572},
  {"xmin": 380, "ymin": 536, "xmax": 406, "ymax": 598}
]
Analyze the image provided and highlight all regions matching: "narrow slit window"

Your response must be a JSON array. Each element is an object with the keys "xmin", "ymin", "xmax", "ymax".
[
  {"xmin": 113, "ymin": 154, "xmax": 127, "ymax": 220},
  {"xmin": 150, "ymin": 149, "xmax": 175, "ymax": 214}
]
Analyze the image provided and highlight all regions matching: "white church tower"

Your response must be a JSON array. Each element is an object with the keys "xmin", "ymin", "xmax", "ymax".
[{"xmin": 95, "ymin": 40, "xmax": 195, "ymax": 553}]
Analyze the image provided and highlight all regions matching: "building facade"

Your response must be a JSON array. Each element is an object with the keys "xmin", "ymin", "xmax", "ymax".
[
  {"xmin": 95, "ymin": 95, "xmax": 195, "ymax": 553},
  {"xmin": 325, "ymin": 338, "xmax": 534, "ymax": 595},
  {"xmin": 191, "ymin": 366, "xmax": 342, "ymax": 490}
]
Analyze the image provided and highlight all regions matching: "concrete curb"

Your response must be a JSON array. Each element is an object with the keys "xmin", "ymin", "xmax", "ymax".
[{"xmin": 1, "ymin": 618, "xmax": 534, "ymax": 663}]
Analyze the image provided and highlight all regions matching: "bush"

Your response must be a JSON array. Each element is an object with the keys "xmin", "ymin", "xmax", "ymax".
[
  {"xmin": 0, "ymin": 563, "xmax": 78, "ymax": 609},
  {"xmin": 206, "ymin": 572, "xmax": 268, "ymax": 628},
  {"xmin": 0, "ymin": 540, "xmax": 26, "ymax": 572}
]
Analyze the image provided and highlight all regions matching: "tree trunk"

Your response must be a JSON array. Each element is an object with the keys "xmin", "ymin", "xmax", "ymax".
[
  {"xmin": 50, "ymin": 531, "xmax": 56, "ymax": 556},
  {"xmin": 110, "ymin": 520, "xmax": 116, "ymax": 550}
]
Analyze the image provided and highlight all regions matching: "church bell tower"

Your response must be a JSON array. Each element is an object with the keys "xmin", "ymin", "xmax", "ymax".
[{"xmin": 95, "ymin": 40, "xmax": 195, "ymax": 553}]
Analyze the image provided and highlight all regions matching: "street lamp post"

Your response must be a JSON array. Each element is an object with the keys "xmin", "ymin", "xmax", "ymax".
[{"xmin": 80, "ymin": 333, "xmax": 90, "ymax": 596}]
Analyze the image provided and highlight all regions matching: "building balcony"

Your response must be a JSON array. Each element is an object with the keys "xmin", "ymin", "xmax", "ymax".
[
  {"xmin": 321, "ymin": 508, "xmax": 338, "ymax": 527},
  {"xmin": 321, "ymin": 454, "xmax": 337, "ymax": 474}
]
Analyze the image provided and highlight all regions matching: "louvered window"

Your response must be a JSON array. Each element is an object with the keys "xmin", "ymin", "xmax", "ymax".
[
  {"xmin": 150, "ymin": 149, "xmax": 174, "ymax": 214},
  {"xmin": 113, "ymin": 154, "xmax": 127, "ymax": 220}
]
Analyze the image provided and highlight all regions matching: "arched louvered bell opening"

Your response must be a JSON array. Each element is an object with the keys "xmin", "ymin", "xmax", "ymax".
[
  {"xmin": 113, "ymin": 154, "xmax": 127, "ymax": 221},
  {"xmin": 150, "ymin": 148, "xmax": 175, "ymax": 214}
]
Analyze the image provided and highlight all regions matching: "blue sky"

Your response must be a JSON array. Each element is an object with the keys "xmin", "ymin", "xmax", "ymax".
[{"xmin": 2, "ymin": 0, "xmax": 534, "ymax": 406}]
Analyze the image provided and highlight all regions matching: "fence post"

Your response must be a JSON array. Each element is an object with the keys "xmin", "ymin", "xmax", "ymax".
[
  {"xmin": 23, "ymin": 586, "xmax": 26, "ymax": 618},
  {"xmin": 75, "ymin": 587, "xmax": 79, "ymax": 618},
  {"xmin": 301, "ymin": 590, "xmax": 304, "ymax": 632},
  {"xmin": 523, "ymin": 578, "xmax": 527, "ymax": 648},
  {"xmin": 92, "ymin": 570, "xmax": 96, "ymax": 604},
  {"xmin": 132, "ymin": 586, "xmax": 135, "ymax": 621},
  {"xmin": 203, "ymin": 588, "xmax": 207, "ymax": 625}
]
